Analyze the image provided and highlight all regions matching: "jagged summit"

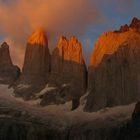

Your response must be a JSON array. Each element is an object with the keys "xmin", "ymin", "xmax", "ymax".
[
  {"xmin": 55, "ymin": 36, "xmax": 83, "ymax": 64},
  {"xmin": 15, "ymin": 29, "xmax": 50, "ymax": 99},
  {"xmin": 114, "ymin": 17, "xmax": 140, "ymax": 33},
  {"xmin": 0, "ymin": 42, "xmax": 12, "ymax": 66},
  {"xmin": 130, "ymin": 17, "xmax": 140, "ymax": 29},
  {"xmin": 27, "ymin": 28, "xmax": 48, "ymax": 46},
  {"xmin": 57, "ymin": 36, "xmax": 68, "ymax": 49},
  {"xmin": 90, "ymin": 18, "xmax": 140, "ymax": 67},
  {"xmin": 0, "ymin": 42, "xmax": 20, "ymax": 84},
  {"xmin": 1, "ymin": 42, "xmax": 9, "ymax": 49}
]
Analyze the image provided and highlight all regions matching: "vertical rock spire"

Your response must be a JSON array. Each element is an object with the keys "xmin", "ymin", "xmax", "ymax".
[
  {"xmin": 43, "ymin": 36, "xmax": 87, "ymax": 108},
  {"xmin": 15, "ymin": 29, "xmax": 50, "ymax": 99},
  {"xmin": 0, "ymin": 42, "xmax": 20, "ymax": 84}
]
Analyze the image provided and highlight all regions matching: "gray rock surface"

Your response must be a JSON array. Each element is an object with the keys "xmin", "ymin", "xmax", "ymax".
[{"xmin": 85, "ymin": 18, "xmax": 140, "ymax": 112}]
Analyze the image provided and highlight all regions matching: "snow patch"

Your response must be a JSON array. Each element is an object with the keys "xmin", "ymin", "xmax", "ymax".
[
  {"xmin": 62, "ymin": 84, "xmax": 68, "ymax": 87},
  {"xmin": 43, "ymin": 101, "xmax": 72, "ymax": 113},
  {"xmin": 0, "ymin": 84, "xmax": 136, "ymax": 125},
  {"xmin": 36, "ymin": 84, "xmax": 57, "ymax": 97},
  {"xmin": 17, "ymin": 84, "xmax": 31, "ymax": 90}
]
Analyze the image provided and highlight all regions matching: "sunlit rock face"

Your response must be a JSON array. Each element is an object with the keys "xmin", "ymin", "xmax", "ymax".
[
  {"xmin": 22, "ymin": 28, "xmax": 50, "ymax": 82},
  {"xmin": 41, "ymin": 36, "xmax": 87, "ymax": 106},
  {"xmin": 85, "ymin": 18, "xmax": 140, "ymax": 112},
  {"xmin": 15, "ymin": 29, "xmax": 50, "ymax": 99},
  {"xmin": 0, "ymin": 42, "xmax": 20, "ymax": 85}
]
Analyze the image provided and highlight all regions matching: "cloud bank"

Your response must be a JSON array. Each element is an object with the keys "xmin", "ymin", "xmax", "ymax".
[{"xmin": 0, "ymin": 0, "xmax": 101, "ymax": 67}]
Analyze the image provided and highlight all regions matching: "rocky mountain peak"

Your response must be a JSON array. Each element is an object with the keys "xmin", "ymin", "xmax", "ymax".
[
  {"xmin": 0, "ymin": 42, "xmax": 12, "ymax": 66},
  {"xmin": 55, "ymin": 36, "xmax": 83, "ymax": 64},
  {"xmin": 89, "ymin": 23, "xmax": 140, "ymax": 67},
  {"xmin": 115, "ymin": 17, "xmax": 140, "ymax": 33},
  {"xmin": 1, "ymin": 42, "xmax": 9, "ymax": 49},
  {"xmin": 57, "ymin": 36, "xmax": 68, "ymax": 49},
  {"xmin": 27, "ymin": 28, "xmax": 48, "ymax": 46},
  {"xmin": 46, "ymin": 35, "xmax": 87, "ymax": 106},
  {"xmin": 15, "ymin": 29, "xmax": 50, "ymax": 99},
  {"xmin": 86, "ymin": 17, "xmax": 140, "ymax": 112},
  {"xmin": 130, "ymin": 17, "xmax": 140, "ymax": 29},
  {"xmin": 69, "ymin": 36, "xmax": 78, "ymax": 43},
  {"xmin": 0, "ymin": 42, "xmax": 20, "ymax": 85}
]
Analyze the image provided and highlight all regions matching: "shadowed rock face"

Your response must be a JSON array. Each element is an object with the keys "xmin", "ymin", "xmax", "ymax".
[
  {"xmin": 85, "ymin": 18, "xmax": 140, "ymax": 112},
  {"xmin": 15, "ymin": 29, "xmax": 50, "ymax": 99},
  {"xmin": 0, "ymin": 42, "xmax": 20, "ymax": 85},
  {"xmin": 22, "ymin": 28, "xmax": 50, "ymax": 84},
  {"xmin": 41, "ymin": 36, "xmax": 87, "ymax": 106}
]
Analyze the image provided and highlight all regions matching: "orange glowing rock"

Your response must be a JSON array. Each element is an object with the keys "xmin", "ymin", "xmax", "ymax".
[
  {"xmin": 89, "ymin": 29, "xmax": 140, "ymax": 67},
  {"xmin": 15, "ymin": 28, "xmax": 50, "ymax": 99},
  {"xmin": 27, "ymin": 28, "xmax": 48, "ymax": 46},
  {"xmin": 90, "ymin": 17, "xmax": 140, "ymax": 68},
  {"xmin": 85, "ymin": 18, "xmax": 140, "ymax": 112},
  {"xmin": 55, "ymin": 36, "xmax": 84, "ymax": 64},
  {"xmin": 50, "ymin": 36, "xmax": 87, "ymax": 100}
]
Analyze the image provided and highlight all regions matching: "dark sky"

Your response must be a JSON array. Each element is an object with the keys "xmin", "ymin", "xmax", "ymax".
[{"xmin": 0, "ymin": 0, "xmax": 139, "ymax": 67}]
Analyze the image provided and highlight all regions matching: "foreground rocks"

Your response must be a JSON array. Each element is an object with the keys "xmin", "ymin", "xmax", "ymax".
[
  {"xmin": 0, "ymin": 101, "xmax": 136, "ymax": 140},
  {"xmin": 85, "ymin": 18, "xmax": 140, "ymax": 112},
  {"xmin": 0, "ymin": 42, "xmax": 20, "ymax": 85}
]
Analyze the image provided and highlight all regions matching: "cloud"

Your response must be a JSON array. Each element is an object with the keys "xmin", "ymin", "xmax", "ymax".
[
  {"xmin": 4, "ymin": 37, "xmax": 24, "ymax": 68},
  {"xmin": 0, "ymin": 0, "xmax": 102, "ymax": 68}
]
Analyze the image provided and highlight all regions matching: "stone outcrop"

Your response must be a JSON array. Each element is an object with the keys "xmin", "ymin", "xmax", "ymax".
[
  {"xmin": 0, "ymin": 42, "xmax": 20, "ymax": 85},
  {"xmin": 15, "ymin": 29, "xmax": 50, "ymax": 99},
  {"xmin": 41, "ymin": 36, "xmax": 87, "ymax": 106},
  {"xmin": 85, "ymin": 18, "xmax": 140, "ymax": 112}
]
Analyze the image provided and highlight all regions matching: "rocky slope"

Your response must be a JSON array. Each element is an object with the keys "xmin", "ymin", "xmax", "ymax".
[
  {"xmin": 41, "ymin": 36, "xmax": 87, "ymax": 108},
  {"xmin": 85, "ymin": 18, "xmax": 140, "ymax": 112},
  {"xmin": 0, "ymin": 42, "xmax": 20, "ymax": 85},
  {"xmin": 0, "ymin": 84, "xmax": 136, "ymax": 140},
  {"xmin": 15, "ymin": 29, "xmax": 51, "ymax": 99},
  {"xmin": 0, "ymin": 89, "xmax": 138, "ymax": 140}
]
